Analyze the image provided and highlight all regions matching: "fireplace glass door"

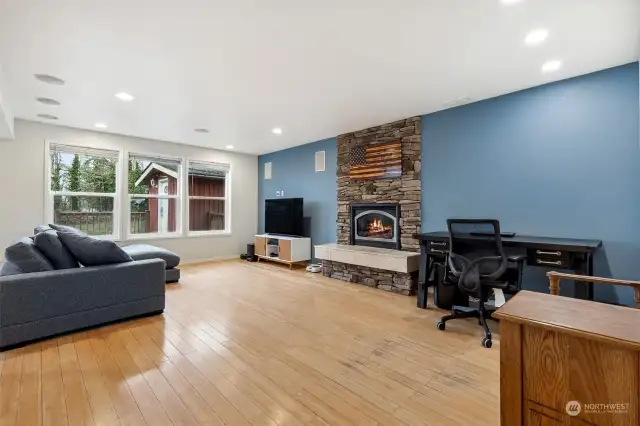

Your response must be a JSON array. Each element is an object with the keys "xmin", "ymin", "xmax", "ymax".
[{"xmin": 354, "ymin": 210, "xmax": 396, "ymax": 243}]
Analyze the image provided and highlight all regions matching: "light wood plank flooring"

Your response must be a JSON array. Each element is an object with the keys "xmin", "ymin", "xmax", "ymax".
[{"xmin": 0, "ymin": 260, "xmax": 500, "ymax": 426}]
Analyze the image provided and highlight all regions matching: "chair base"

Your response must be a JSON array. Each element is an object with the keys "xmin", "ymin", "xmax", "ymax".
[{"xmin": 436, "ymin": 305, "xmax": 494, "ymax": 348}]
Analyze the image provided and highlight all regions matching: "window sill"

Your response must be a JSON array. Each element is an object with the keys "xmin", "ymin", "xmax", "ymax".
[
  {"xmin": 125, "ymin": 232, "xmax": 184, "ymax": 242},
  {"xmin": 119, "ymin": 231, "xmax": 232, "ymax": 242},
  {"xmin": 187, "ymin": 231, "xmax": 232, "ymax": 238}
]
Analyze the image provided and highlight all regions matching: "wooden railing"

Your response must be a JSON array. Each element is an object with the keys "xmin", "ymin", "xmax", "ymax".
[
  {"xmin": 547, "ymin": 271, "xmax": 640, "ymax": 308},
  {"xmin": 54, "ymin": 211, "xmax": 149, "ymax": 235}
]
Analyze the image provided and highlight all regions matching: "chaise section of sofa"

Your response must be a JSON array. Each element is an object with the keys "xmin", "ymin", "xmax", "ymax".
[
  {"xmin": 0, "ymin": 258, "xmax": 165, "ymax": 348},
  {"xmin": 122, "ymin": 244, "xmax": 181, "ymax": 283}
]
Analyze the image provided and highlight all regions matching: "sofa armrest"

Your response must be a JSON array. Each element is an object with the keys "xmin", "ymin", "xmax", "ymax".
[{"xmin": 0, "ymin": 259, "xmax": 165, "ymax": 327}]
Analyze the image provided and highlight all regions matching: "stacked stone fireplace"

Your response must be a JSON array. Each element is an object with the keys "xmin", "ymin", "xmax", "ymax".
[{"xmin": 322, "ymin": 116, "xmax": 422, "ymax": 295}]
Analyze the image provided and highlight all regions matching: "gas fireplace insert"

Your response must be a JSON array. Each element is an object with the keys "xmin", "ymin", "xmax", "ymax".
[{"xmin": 350, "ymin": 203, "xmax": 400, "ymax": 250}]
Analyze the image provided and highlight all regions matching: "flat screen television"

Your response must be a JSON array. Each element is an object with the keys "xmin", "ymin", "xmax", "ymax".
[{"xmin": 265, "ymin": 198, "xmax": 304, "ymax": 237}]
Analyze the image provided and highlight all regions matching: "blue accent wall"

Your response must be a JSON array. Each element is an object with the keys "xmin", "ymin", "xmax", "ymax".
[
  {"xmin": 257, "ymin": 63, "xmax": 640, "ymax": 305},
  {"xmin": 258, "ymin": 138, "xmax": 337, "ymax": 258},
  {"xmin": 422, "ymin": 63, "xmax": 640, "ymax": 303}
]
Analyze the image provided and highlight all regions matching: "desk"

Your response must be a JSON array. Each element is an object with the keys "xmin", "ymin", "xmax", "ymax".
[
  {"xmin": 416, "ymin": 231, "xmax": 602, "ymax": 308},
  {"xmin": 495, "ymin": 291, "xmax": 640, "ymax": 425}
]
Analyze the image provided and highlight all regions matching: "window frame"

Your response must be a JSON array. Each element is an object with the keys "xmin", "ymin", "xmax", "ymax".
[
  {"xmin": 186, "ymin": 159, "xmax": 232, "ymax": 237},
  {"xmin": 44, "ymin": 140, "xmax": 124, "ymax": 240},
  {"xmin": 125, "ymin": 151, "xmax": 184, "ymax": 240}
]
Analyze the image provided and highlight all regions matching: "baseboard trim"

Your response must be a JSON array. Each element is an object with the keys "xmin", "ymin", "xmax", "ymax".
[{"xmin": 180, "ymin": 255, "xmax": 240, "ymax": 265}]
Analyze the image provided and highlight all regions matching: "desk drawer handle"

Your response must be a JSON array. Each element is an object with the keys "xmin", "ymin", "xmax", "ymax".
[
  {"xmin": 430, "ymin": 249, "xmax": 446, "ymax": 254},
  {"xmin": 536, "ymin": 250, "xmax": 562, "ymax": 256},
  {"xmin": 430, "ymin": 242, "xmax": 447, "ymax": 247},
  {"xmin": 537, "ymin": 259, "xmax": 562, "ymax": 266}
]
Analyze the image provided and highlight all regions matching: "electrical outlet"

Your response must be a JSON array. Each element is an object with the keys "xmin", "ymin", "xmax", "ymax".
[
  {"xmin": 276, "ymin": 190, "xmax": 281, "ymax": 196},
  {"xmin": 281, "ymin": 190, "xmax": 284, "ymax": 197}
]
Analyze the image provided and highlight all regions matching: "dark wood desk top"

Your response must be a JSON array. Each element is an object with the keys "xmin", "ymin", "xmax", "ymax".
[
  {"xmin": 417, "ymin": 231, "xmax": 602, "ymax": 252},
  {"xmin": 494, "ymin": 291, "xmax": 640, "ymax": 350}
]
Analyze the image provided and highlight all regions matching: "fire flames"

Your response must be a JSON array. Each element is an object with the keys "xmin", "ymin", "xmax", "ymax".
[
  {"xmin": 364, "ymin": 218, "xmax": 393, "ymax": 239},
  {"xmin": 368, "ymin": 218, "xmax": 391, "ymax": 233}
]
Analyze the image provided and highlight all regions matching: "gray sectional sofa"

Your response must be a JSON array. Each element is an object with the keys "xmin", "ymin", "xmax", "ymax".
[
  {"xmin": 0, "ymin": 259, "xmax": 165, "ymax": 348},
  {"xmin": 0, "ymin": 224, "xmax": 177, "ymax": 348}
]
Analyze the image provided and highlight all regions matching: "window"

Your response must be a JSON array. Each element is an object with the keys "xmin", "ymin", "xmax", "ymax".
[
  {"xmin": 128, "ymin": 153, "xmax": 182, "ymax": 237},
  {"xmin": 188, "ymin": 161, "xmax": 230, "ymax": 234},
  {"xmin": 46, "ymin": 143, "xmax": 121, "ymax": 238}
]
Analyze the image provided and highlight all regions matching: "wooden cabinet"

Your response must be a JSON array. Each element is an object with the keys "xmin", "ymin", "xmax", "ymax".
[
  {"xmin": 254, "ymin": 236, "xmax": 266, "ymax": 256},
  {"xmin": 495, "ymin": 291, "xmax": 640, "ymax": 426},
  {"xmin": 253, "ymin": 234, "xmax": 311, "ymax": 269},
  {"xmin": 278, "ymin": 239, "xmax": 292, "ymax": 261}
]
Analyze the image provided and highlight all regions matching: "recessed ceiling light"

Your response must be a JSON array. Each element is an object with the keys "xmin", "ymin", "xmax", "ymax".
[
  {"xmin": 94, "ymin": 122, "xmax": 108, "ymax": 129},
  {"xmin": 194, "ymin": 128, "xmax": 209, "ymax": 133},
  {"xmin": 542, "ymin": 60, "xmax": 562, "ymax": 73},
  {"xmin": 37, "ymin": 114, "xmax": 58, "ymax": 120},
  {"xmin": 115, "ymin": 92, "xmax": 135, "ymax": 102},
  {"xmin": 525, "ymin": 29, "xmax": 549, "ymax": 46},
  {"xmin": 226, "ymin": 145, "xmax": 234, "ymax": 150},
  {"xmin": 36, "ymin": 97, "xmax": 61, "ymax": 106},
  {"xmin": 500, "ymin": 0, "xmax": 524, "ymax": 5},
  {"xmin": 34, "ymin": 74, "xmax": 65, "ymax": 85},
  {"xmin": 272, "ymin": 128, "xmax": 282, "ymax": 135}
]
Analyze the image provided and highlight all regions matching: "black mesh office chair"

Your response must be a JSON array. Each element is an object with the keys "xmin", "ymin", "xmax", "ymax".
[{"xmin": 436, "ymin": 219, "xmax": 525, "ymax": 348}]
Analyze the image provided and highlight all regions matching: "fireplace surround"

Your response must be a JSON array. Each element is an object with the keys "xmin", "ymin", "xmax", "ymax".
[
  {"xmin": 350, "ymin": 203, "xmax": 400, "ymax": 250},
  {"xmin": 322, "ymin": 116, "xmax": 422, "ymax": 295}
]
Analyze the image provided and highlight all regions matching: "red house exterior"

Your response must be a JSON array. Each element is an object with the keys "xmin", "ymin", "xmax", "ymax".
[{"xmin": 135, "ymin": 163, "xmax": 225, "ymax": 233}]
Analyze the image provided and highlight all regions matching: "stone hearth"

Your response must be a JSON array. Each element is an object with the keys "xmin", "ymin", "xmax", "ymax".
[
  {"xmin": 314, "ymin": 244, "xmax": 420, "ymax": 295},
  {"xmin": 322, "ymin": 260, "xmax": 416, "ymax": 295}
]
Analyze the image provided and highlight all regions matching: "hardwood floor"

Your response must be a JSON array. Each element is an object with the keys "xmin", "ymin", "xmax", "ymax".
[{"xmin": 0, "ymin": 260, "xmax": 500, "ymax": 426}]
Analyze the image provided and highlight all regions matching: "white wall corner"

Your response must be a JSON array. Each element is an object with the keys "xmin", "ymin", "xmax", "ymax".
[{"xmin": 0, "ymin": 64, "xmax": 15, "ymax": 141}]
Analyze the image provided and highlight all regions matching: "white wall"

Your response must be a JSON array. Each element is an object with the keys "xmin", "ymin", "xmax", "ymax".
[
  {"xmin": 0, "ymin": 119, "xmax": 258, "ymax": 262},
  {"xmin": 0, "ymin": 64, "xmax": 15, "ymax": 140}
]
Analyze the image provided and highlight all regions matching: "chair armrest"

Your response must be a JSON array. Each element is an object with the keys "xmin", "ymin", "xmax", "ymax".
[
  {"xmin": 546, "ymin": 271, "xmax": 640, "ymax": 288},
  {"xmin": 547, "ymin": 271, "xmax": 640, "ymax": 308},
  {"xmin": 508, "ymin": 254, "xmax": 527, "ymax": 263}
]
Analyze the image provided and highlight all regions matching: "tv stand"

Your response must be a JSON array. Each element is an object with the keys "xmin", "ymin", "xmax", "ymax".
[{"xmin": 254, "ymin": 234, "xmax": 311, "ymax": 269}]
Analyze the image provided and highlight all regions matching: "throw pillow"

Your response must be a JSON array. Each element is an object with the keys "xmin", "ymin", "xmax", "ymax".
[
  {"xmin": 34, "ymin": 230, "xmax": 79, "ymax": 270},
  {"xmin": 34, "ymin": 225, "xmax": 52, "ymax": 234},
  {"xmin": 48, "ymin": 224, "xmax": 88, "ymax": 236},
  {"xmin": 0, "ymin": 261, "xmax": 21, "ymax": 276},
  {"xmin": 0, "ymin": 237, "xmax": 54, "ymax": 276},
  {"xmin": 56, "ymin": 232, "xmax": 133, "ymax": 266}
]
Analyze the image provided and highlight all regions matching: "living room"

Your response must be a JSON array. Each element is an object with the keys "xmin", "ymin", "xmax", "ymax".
[{"xmin": 0, "ymin": 1, "xmax": 639, "ymax": 425}]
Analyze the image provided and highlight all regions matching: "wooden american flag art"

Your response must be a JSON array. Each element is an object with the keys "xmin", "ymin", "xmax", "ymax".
[{"xmin": 349, "ymin": 141, "xmax": 402, "ymax": 180}]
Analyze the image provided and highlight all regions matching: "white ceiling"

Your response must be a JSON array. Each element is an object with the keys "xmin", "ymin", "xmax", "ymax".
[{"xmin": 0, "ymin": 0, "xmax": 638, "ymax": 154}]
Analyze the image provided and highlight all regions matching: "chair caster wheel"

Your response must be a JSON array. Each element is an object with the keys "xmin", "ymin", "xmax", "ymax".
[
  {"xmin": 482, "ymin": 337, "xmax": 492, "ymax": 348},
  {"xmin": 436, "ymin": 321, "xmax": 445, "ymax": 331}
]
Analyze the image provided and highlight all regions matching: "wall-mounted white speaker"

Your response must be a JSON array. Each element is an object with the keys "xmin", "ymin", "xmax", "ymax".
[
  {"xmin": 265, "ymin": 162, "xmax": 272, "ymax": 180},
  {"xmin": 315, "ymin": 151, "xmax": 325, "ymax": 172}
]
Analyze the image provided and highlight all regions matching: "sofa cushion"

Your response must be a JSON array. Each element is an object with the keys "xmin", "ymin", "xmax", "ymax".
[
  {"xmin": 165, "ymin": 267, "xmax": 181, "ymax": 283},
  {"xmin": 0, "ymin": 237, "xmax": 54, "ymax": 276},
  {"xmin": 56, "ymin": 232, "xmax": 132, "ymax": 266},
  {"xmin": 34, "ymin": 225, "xmax": 52, "ymax": 234},
  {"xmin": 48, "ymin": 223, "xmax": 88, "ymax": 236},
  {"xmin": 122, "ymin": 244, "xmax": 180, "ymax": 269},
  {"xmin": 34, "ymin": 230, "xmax": 79, "ymax": 270}
]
